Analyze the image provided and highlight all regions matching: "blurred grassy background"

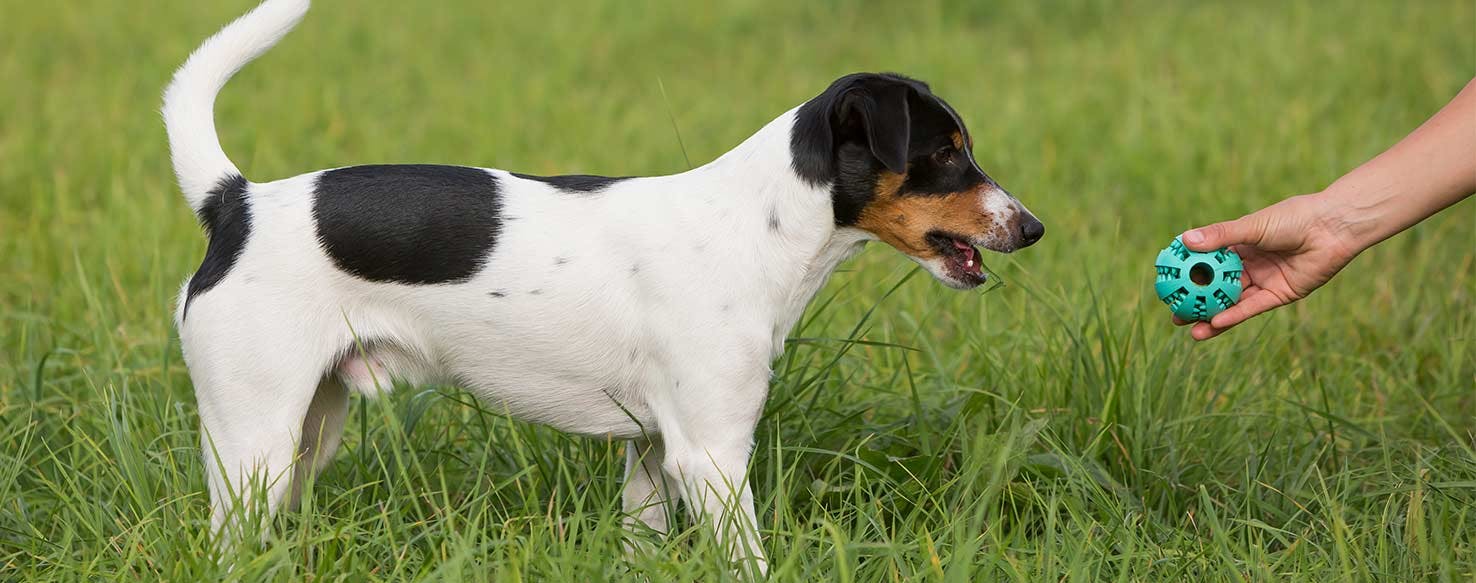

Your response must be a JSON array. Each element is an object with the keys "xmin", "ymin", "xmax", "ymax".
[{"xmin": 1, "ymin": 0, "xmax": 1473, "ymax": 580}]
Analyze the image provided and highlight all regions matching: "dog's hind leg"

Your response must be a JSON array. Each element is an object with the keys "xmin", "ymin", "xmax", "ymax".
[
  {"xmin": 289, "ymin": 377, "xmax": 350, "ymax": 508},
  {"xmin": 181, "ymin": 300, "xmax": 341, "ymax": 550},
  {"xmin": 195, "ymin": 365, "xmax": 322, "ymax": 548}
]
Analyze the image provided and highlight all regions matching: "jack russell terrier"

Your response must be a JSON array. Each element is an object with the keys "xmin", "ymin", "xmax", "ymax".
[{"xmin": 164, "ymin": 0, "xmax": 1044, "ymax": 572}]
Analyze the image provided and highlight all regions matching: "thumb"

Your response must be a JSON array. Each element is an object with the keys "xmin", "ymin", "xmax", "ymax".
[{"xmin": 1182, "ymin": 217, "xmax": 1260, "ymax": 252}]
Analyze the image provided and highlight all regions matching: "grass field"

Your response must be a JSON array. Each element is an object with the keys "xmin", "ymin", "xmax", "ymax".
[{"xmin": 2, "ymin": 0, "xmax": 1474, "ymax": 580}]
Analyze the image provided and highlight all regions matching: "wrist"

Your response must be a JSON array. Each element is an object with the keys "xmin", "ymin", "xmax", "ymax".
[{"xmin": 1307, "ymin": 186, "xmax": 1377, "ymax": 257}]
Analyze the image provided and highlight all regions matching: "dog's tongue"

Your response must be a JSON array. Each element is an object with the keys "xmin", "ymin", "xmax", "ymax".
[{"xmin": 952, "ymin": 239, "xmax": 976, "ymax": 268}]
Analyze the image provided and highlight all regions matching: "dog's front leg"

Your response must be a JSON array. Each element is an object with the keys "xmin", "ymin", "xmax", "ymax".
[
  {"xmin": 655, "ymin": 366, "xmax": 770, "ymax": 577},
  {"xmin": 622, "ymin": 436, "xmax": 680, "ymax": 539}
]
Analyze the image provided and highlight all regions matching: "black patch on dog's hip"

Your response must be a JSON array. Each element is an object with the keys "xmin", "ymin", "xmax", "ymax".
[
  {"xmin": 511, "ymin": 172, "xmax": 629, "ymax": 193},
  {"xmin": 184, "ymin": 174, "xmax": 252, "ymax": 318},
  {"xmin": 313, "ymin": 165, "xmax": 503, "ymax": 285}
]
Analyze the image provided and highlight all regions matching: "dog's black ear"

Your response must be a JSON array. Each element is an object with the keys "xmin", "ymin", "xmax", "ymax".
[
  {"xmin": 839, "ymin": 80, "xmax": 912, "ymax": 175},
  {"xmin": 790, "ymin": 89, "xmax": 839, "ymax": 186},
  {"xmin": 790, "ymin": 74, "xmax": 916, "ymax": 185}
]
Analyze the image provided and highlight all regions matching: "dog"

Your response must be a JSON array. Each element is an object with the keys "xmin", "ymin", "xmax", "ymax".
[{"xmin": 164, "ymin": 0, "xmax": 1043, "ymax": 571}]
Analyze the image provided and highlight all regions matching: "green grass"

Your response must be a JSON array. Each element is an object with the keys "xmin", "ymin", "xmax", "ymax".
[{"xmin": 2, "ymin": 0, "xmax": 1474, "ymax": 580}]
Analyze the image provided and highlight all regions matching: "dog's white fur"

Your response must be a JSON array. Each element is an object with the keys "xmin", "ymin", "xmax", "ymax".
[{"xmin": 164, "ymin": 0, "xmax": 1031, "ymax": 571}]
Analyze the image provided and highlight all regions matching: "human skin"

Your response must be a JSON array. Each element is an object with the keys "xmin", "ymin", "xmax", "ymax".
[{"xmin": 1177, "ymin": 77, "xmax": 1476, "ymax": 340}]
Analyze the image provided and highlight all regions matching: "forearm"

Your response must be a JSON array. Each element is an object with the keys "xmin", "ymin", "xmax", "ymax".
[{"xmin": 1319, "ymin": 77, "xmax": 1476, "ymax": 251}]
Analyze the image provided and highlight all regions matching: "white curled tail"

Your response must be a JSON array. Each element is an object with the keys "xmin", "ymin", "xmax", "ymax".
[{"xmin": 162, "ymin": 0, "xmax": 310, "ymax": 211}]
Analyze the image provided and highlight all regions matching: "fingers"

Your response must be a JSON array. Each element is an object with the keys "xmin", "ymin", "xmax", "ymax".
[
  {"xmin": 1208, "ymin": 286, "xmax": 1284, "ymax": 329},
  {"xmin": 1182, "ymin": 287, "xmax": 1287, "ymax": 341},
  {"xmin": 1182, "ymin": 217, "xmax": 1260, "ymax": 252},
  {"xmin": 1191, "ymin": 321, "xmax": 1230, "ymax": 341},
  {"xmin": 1171, "ymin": 283, "xmax": 1259, "ymax": 330}
]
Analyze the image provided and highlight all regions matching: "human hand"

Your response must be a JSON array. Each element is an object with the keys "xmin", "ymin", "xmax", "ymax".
[
  {"xmin": 1173, "ymin": 193, "xmax": 1363, "ymax": 340},
  {"xmin": 1172, "ymin": 79, "xmax": 1475, "ymax": 340}
]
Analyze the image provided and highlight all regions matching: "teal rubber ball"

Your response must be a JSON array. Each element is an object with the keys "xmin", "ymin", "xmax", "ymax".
[{"xmin": 1154, "ymin": 237, "xmax": 1243, "ymax": 321}]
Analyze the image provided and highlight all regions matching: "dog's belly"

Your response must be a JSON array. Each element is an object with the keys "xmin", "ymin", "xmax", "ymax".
[
  {"xmin": 380, "ymin": 287, "xmax": 663, "ymax": 439},
  {"xmin": 329, "ymin": 343, "xmax": 652, "ymax": 438},
  {"xmin": 452, "ymin": 361, "xmax": 658, "ymax": 439}
]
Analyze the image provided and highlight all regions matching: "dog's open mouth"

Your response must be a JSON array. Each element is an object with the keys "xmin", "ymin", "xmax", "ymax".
[{"xmin": 926, "ymin": 231, "xmax": 987, "ymax": 286}]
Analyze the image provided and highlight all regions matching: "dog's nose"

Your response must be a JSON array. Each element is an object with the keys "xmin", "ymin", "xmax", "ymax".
[{"xmin": 1019, "ymin": 215, "xmax": 1045, "ymax": 247}]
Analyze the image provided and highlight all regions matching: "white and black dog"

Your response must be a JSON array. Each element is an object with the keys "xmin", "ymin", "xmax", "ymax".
[{"xmin": 165, "ymin": 0, "xmax": 1043, "ymax": 570}]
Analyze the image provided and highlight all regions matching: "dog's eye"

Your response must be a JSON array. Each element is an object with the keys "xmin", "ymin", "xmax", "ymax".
[{"xmin": 932, "ymin": 147, "xmax": 956, "ymax": 164}]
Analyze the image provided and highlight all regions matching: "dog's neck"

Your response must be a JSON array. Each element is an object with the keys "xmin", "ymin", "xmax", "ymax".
[{"xmin": 695, "ymin": 108, "xmax": 874, "ymax": 356}]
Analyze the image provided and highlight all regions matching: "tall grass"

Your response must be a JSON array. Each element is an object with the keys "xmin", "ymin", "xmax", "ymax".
[{"xmin": 2, "ymin": 0, "xmax": 1472, "ymax": 580}]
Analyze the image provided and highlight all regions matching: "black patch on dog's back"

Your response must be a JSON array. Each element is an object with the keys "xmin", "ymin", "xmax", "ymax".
[
  {"xmin": 313, "ymin": 165, "xmax": 503, "ymax": 284},
  {"xmin": 184, "ymin": 174, "xmax": 252, "ymax": 318},
  {"xmin": 511, "ymin": 172, "xmax": 630, "ymax": 193}
]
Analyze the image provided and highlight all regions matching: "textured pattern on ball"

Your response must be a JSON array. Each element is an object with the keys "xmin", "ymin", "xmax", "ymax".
[{"xmin": 1153, "ymin": 237, "xmax": 1243, "ymax": 321}]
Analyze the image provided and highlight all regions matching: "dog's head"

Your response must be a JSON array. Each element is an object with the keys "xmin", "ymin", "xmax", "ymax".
[{"xmin": 791, "ymin": 73, "xmax": 1043, "ymax": 289}]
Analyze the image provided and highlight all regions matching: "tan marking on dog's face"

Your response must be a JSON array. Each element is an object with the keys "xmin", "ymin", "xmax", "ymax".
[
  {"xmin": 950, "ymin": 131, "xmax": 965, "ymax": 150},
  {"xmin": 853, "ymin": 171, "xmax": 1010, "ymax": 258}
]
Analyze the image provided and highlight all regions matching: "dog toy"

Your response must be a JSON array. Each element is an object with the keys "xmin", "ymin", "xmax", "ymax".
[{"xmin": 1154, "ymin": 236, "xmax": 1243, "ymax": 321}]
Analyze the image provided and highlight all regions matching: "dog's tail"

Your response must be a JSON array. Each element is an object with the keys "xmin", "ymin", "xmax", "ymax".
[{"xmin": 162, "ymin": 0, "xmax": 310, "ymax": 212}]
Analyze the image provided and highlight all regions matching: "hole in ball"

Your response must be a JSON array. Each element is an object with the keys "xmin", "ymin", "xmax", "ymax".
[{"xmin": 1189, "ymin": 262, "xmax": 1213, "ymax": 286}]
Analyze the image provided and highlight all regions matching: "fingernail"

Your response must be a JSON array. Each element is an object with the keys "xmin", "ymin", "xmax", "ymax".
[{"xmin": 1183, "ymin": 230, "xmax": 1204, "ymax": 246}]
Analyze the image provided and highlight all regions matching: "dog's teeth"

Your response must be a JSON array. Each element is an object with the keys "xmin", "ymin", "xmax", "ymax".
[{"xmin": 966, "ymin": 260, "xmax": 974, "ymax": 267}]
